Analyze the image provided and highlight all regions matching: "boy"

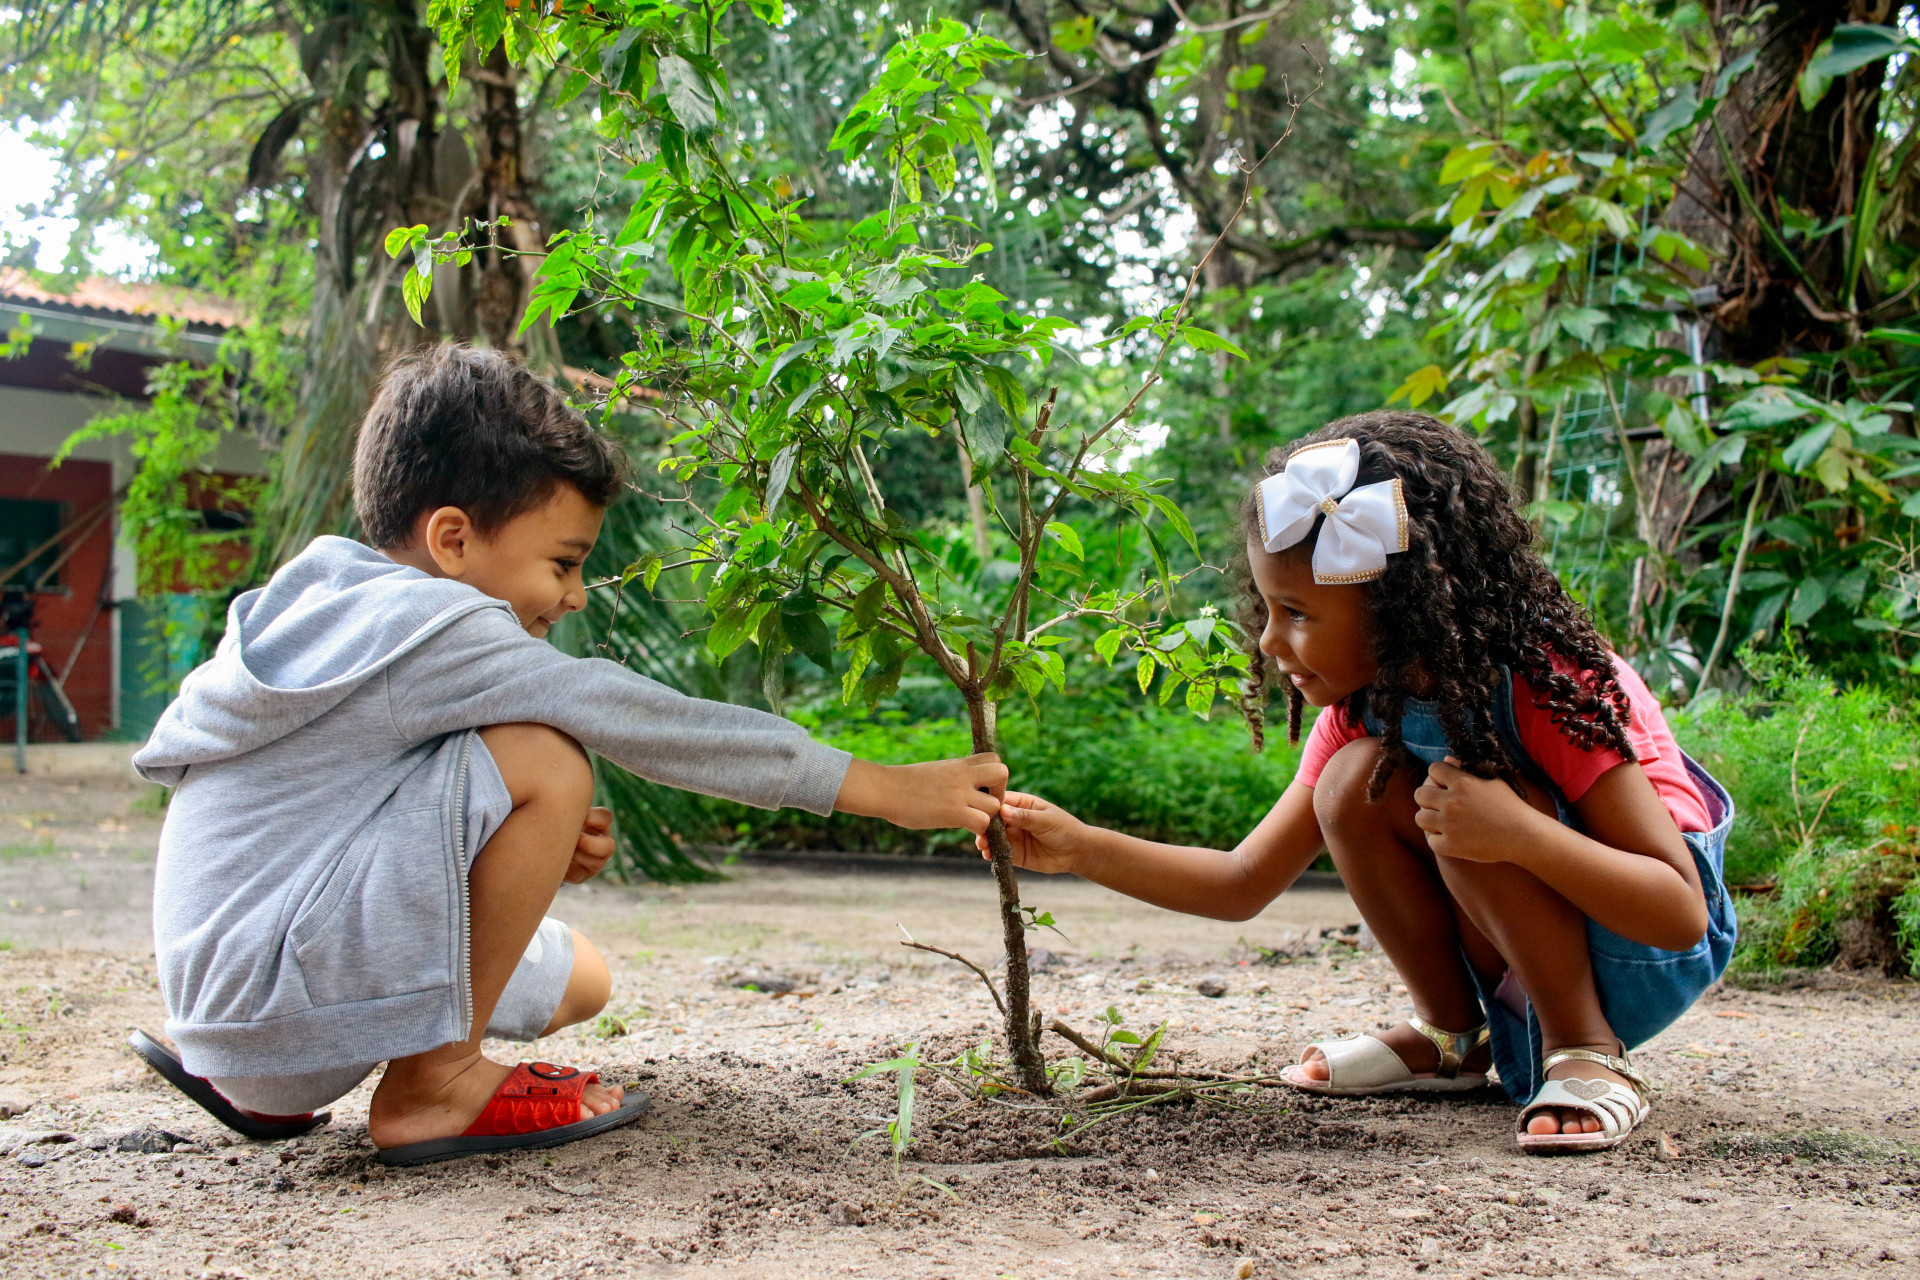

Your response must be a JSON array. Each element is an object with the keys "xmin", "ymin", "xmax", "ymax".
[{"xmin": 130, "ymin": 345, "xmax": 1005, "ymax": 1166}]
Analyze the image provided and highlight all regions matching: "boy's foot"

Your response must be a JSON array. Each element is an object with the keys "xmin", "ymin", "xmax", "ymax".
[
  {"xmin": 368, "ymin": 1053, "xmax": 624, "ymax": 1150},
  {"xmin": 1526, "ymin": 1043, "xmax": 1637, "ymax": 1136},
  {"xmin": 1288, "ymin": 1019, "xmax": 1493, "ymax": 1085}
]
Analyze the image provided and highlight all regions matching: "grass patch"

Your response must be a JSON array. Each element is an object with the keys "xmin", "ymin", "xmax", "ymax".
[
  {"xmin": 0, "ymin": 837, "xmax": 56, "ymax": 862},
  {"xmin": 1708, "ymin": 1128, "xmax": 1915, "ymax": 1163}
]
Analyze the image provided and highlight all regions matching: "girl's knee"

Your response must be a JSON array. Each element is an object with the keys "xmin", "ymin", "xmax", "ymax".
[
  {"xmin": 542, "ymin": 930, "xmax": 612, "ymax": 1035},
  {"xmin": 1312, "ymin": 738, "xmax": 1386, "ymax": 828},
  {"xmin": 479, "ymin": 723, "xmax": 593, "ymax": 811}
]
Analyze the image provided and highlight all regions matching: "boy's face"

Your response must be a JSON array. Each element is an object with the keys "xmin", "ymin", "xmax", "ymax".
[{"xmin": 411, "ymin": 485, "xmax": 605, "ymax": 638}]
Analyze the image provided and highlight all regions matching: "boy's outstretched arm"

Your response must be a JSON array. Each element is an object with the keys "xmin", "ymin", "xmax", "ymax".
[
  {"xmin": 983, "ymin": 785, "xmax": 1325, "ymax": 922},
  {"xmin": 835, "ymin": 753, "xmax": 1007, "ymax": 833}
]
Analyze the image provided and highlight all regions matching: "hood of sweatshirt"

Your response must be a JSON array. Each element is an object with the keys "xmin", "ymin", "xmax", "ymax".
[{"xmin": 133, "ymin": 536, "xmax": 513, "ymax": 783}]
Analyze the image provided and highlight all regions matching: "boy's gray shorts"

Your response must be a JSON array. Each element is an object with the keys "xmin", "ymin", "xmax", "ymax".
[{"xmin": 210, "ymin": 736, "xmax": 578, "ymax": 1116}]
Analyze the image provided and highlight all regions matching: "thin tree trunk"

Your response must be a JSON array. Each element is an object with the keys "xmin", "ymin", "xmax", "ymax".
[
  {"xmin": 1696, "ymin": 469, "xmax": 1770, "ymax": 698},
  {"xmin": 957, "ymin": 437, "xmax": 990, "ymax": 559},
  {"xmin": 964, "ymin": 690, "xmax": 1049, "ymax": 1096}
]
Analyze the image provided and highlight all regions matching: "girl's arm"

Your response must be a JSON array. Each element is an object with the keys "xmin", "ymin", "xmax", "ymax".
[
  {"xmin": 1416, "ymin": 758, "xmax": 1709, "ymax": 951},
  {"xmin": 988, "ymin": 782, "xmax": 1326, "ymax": 922}
]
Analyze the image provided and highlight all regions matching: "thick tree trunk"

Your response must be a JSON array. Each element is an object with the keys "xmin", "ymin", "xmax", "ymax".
[
  {"xmin": 1667, "ymin": 1, "xmax": 1891, "ymax": 361},
  {"xmin": 964, "ymin": 691, "xmax": 1050, "ymax": 1096}
]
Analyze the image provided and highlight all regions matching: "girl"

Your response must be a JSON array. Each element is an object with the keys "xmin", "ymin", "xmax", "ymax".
[{"xmin": 990, "ymin": 412, "xmax": 1735, "ymax": 1152}]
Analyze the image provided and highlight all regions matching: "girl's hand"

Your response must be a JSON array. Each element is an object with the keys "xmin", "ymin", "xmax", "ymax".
[
  {"xmin": 975, "ymin": 791, "xmax": 1089, "ymax": 875},
  {"xmin": 567, "ymin": 805, "xmax": 616, "ymax": 883},
  {"xmin": 1413, "ymin": 758, "xmax": 1548, "ymax": 864},
  {"xmin": 835, "ymin": 754, "xmax": 1008, "ymax": 834}
]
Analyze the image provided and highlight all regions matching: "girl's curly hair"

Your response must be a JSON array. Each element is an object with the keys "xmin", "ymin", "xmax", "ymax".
[{"xmin": 1234, "ymin": 410, "xmax": 1635, "ymax": 800}]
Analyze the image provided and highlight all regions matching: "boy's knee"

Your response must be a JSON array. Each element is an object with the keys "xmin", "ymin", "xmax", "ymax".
[
  {"xmin": 479, "ymin": 722, "xmax": 593, "ymax": 811},
  {"xmin": 542, "ymin": 930, "xmax": 612, "ymax": 1035}
]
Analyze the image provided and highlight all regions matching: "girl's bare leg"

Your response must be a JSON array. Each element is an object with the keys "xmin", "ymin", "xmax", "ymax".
[
  {"xmin": 1436, "ymin": 855, "xmax": 1633, "ymax": 1135},
  {"xmin": 368, "ymin": 724, "xmax": 622, "ymax": 1149},
  {"xmin": 1290, "ymin": 738, "xmax": 1499, "ymax": 1082}
]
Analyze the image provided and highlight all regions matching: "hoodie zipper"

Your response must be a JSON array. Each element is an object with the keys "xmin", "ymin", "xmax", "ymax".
[{"xmin": 453, "ymin": 732, "xmax": 473, "ymax": 1040}]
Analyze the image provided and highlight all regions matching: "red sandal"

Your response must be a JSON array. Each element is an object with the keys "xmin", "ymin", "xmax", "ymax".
[{"xmin": 374, "ymin": 1061, "xmax": 650, "ymax": 1167}]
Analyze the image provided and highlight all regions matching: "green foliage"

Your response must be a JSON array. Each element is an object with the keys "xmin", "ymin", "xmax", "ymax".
[
  {"xmin": 405, "ymin": 4, "xmax": 1245, "ymax": 734},
  {"xmin": 708, "ymin": 701, "xmax": 1302, "ymax": 857},
  {"xmin": 1671, "ymin": 651, "xmax": 1920, "ymax": 887},
  {"xmin": 1673, "ymin": 650, "xmax": 1920, "ymax": 976},
  {"xmin": 1397, "ymin": 2, "xmax": 1920, "ymax": 687}
]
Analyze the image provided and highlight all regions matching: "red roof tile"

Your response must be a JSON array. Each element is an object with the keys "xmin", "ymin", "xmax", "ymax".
[{"xmin": 0, "ymin": 268, "xmax": 239, "ymax": 330}]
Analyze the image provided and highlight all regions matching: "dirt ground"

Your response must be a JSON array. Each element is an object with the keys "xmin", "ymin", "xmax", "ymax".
[{"xmin": 1, "ymin": 765, "xmax": 1916, "ymax": 1280}]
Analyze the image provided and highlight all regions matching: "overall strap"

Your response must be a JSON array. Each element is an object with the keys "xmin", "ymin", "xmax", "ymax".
[{"xmin": 1489, "ymin": 667, "xmax": 1575, "ymax": 825}]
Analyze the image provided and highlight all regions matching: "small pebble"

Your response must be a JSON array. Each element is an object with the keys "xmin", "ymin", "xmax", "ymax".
[
  {"xmin": 1196, "ymin": 977, "xmax": 1229, "ymax": 999},
  {"xmin": 1235, "ymin": 1260, "xmax": 1256, "ymax": 1279}
]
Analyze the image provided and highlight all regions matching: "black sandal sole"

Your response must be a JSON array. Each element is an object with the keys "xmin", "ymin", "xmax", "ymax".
[
  {"xmin": 374, "ymin": 1091, "xmax": 651, "ymax": 1167},
  {"xmin": 127, "ymin": 1030, "xmax": 332, "ymax": 1142}
]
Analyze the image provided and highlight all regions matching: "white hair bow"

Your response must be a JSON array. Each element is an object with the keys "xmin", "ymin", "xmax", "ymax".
[{"xmin": 1256, "ymin": 438, "xmax": 1409, "ymax": 584}]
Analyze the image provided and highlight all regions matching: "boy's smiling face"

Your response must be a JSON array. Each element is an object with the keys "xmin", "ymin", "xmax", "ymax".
[{"xmin": 396, "ymin": 484, "xmax": 605, "ymax": 638}]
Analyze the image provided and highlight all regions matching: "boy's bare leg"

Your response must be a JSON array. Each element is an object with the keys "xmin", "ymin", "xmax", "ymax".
[
  {"xmin": 368, "ymin": 724, "xmax": 623, "ymax": 1149},
  {"xmin": 541, "ymin": 930, "xmax": 613, "ymax": 1037}
]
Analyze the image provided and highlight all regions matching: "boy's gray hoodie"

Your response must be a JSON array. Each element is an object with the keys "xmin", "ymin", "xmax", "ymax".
[{"xmin": 135, "ymin": 536, "xmax": 851, "ymax": 1079}]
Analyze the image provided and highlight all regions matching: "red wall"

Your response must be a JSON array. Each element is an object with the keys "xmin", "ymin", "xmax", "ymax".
[{"xmin": 2, "ymin": 453, "xmax": 115, "ymax": 739}]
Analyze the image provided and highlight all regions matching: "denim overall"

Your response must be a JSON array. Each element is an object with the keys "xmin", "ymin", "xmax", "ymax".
[{"xmin": 1360, "ymin": 674, "xmax": 1738, "ymax": 1102}]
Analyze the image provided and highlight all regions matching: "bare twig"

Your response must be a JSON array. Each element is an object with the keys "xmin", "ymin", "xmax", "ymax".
[
  {"xmin": 1047, "ymin": 1018, "xmax": 1130, "ymax": 1071},
  {"xmin": 899, "ymin": 929, "xmax": 1005, "ymax": 1017}
]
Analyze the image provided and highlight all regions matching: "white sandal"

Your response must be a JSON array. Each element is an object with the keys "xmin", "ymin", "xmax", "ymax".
[
  {"xmin": 1515, "ymin": 1047, "xmax": 1650, "ymax": 1154},
  {"xmin": 1282, "ymin": 1015, "xmax": 1491, "ymax": 1096}
]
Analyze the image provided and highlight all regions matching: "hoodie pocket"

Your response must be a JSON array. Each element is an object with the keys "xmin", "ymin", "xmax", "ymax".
[{"xmin": 288, "ymin": 803, "xmax": 455, "ymax": 1008}]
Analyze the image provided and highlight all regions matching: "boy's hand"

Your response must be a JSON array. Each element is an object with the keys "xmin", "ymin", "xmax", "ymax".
[
  {"xmin": 975, "ymin": 791, "xmax": 1088, "ymax": 875},
  {"xmin": 834, "ymin": 754, "xmax": 1007, "ymax": 833},
  {"xmin": 567, "ymin": 805, "xmax": 615, "ymax": 883}
]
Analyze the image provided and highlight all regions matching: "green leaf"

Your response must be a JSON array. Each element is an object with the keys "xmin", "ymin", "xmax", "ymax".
[
  {"xmin": 1135, "ymin": 651, "xmax": 1156, "ymax": 695},
  {"xmin": 1802, "ymin": 25, "xmax": 1911, "ymax": 111},
  {"xmin": 1638, "ymin": 86, "xmax": 1699, "ymax": 151},
  {"xmin": 713, "ymin": 485, "xmax": 754, "ymax": 524},
  {"xmin": 1093, "ymin": 628, "xmax": 1125, "ymax": 665},
  {"xmin": 851, "ymin": 578, "xmax": 888, "ymax": 630},
  {"xmin": 384, "ymin": 224, "xmax": 425, "ymax": 258},
  {"xmin": 658, "ymin": 55, "xmax": 719, "ymax": 131},
  {"xmin": 765, "ymin": 443, "xmax": 799, "ymax": 516},
  {"xmin": 956, "ymin": 371, "xmax": 1012, "ymax": 462},
  {"xmin": 784, "ymin": 607, "xmax": 835, "ymax": 674},
  {"xmin": 1782, "ymin": 423, "xmax": 1838, "ymax": 473},
  {"xmin": 1043, "ymin": 521, "xmax": 1083, "ymax": 559},
  {"xmin": 1179, "ymin": 327, "xmax": 1249, "ymax": 359},
  {"xmin": 402, "ymin": 270, "xmax": 431, "ymax": 327},
  {"xmin": 1184, "ymin": 679, "xmax": 1214, "ymax": 719},
  {"xmin": 708, "ymin": 605, "xmax": 763, "ymax": 660},
  {"xmin": 1147, "ymin": 493, "xmax": 1198, "ymax": 553},
  {"xmin": 1389, "ymin": 365, "xmax": 1449, "ymax": 408},
  {"xmin": 1788, "ymin": 576, "xmax": 1829, "ymax": 625}
]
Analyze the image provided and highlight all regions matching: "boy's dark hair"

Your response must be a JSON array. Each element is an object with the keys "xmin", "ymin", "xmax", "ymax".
[
  {"xmin": 1235, "ymin": 410, "xmax": 1635, "ymax": 801},
  {"xmin": 353, "ymin": 345, "xmax": 626, "ymax": 548}
]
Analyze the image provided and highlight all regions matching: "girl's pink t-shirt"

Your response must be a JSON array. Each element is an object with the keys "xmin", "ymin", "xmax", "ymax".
[{"xmin": 1292, "ymin": 655, "xmax": 1712, "ymax": 833}]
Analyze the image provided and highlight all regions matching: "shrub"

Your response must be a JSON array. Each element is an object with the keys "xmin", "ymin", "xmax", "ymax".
[
  {"xmin": 1674, "ymin": 651, "xmax": 1920, "ymax": 975},
  {"xmin": 1670, "ymin": 651, "xmax": 1920, "ymax": 888}
]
